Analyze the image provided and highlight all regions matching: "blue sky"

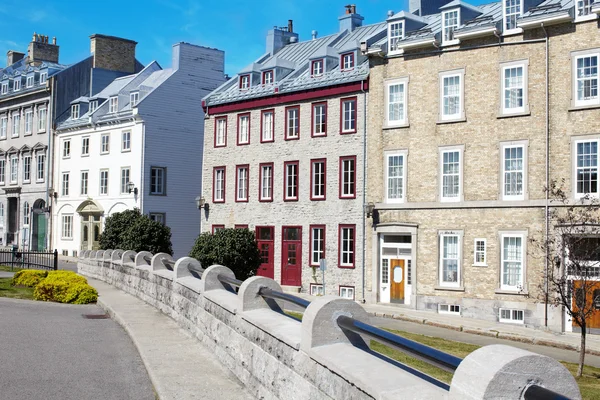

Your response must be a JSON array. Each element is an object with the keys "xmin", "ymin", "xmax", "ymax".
[{"xmin": 0, "ymin": 0, "xmax": 490, "ymax": 76}]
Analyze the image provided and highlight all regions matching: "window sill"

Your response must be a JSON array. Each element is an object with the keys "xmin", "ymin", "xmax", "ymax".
[
  {"xmin": 338, "ymin": 265, "xmax": 356, "ymax": 269},
  {"xmin": 494, "ymin": 289, "xmax": 529, "ymax": 296},
  {"xmin": 574, "ymin": 14, "xmax": 597, "ymax": 23},
  {"xmin": 37, "ymin": 131, "xmax": 46, "ymax": 134},
  {"xmin": 436, "ymin": 117, "xmax": 466, "ymax": 125},
  {"xmin": 434, "ymin": 286, "xmax": 465, "ymax": 292},
  {"xmin": 472, "ymin": 264, "xmax": 488, "ymax": 267},
  {"xmin": 569, "ymin": 104, "xmax": 600, "ymax": 112},
  {"xmin": 383, "ymin": 123, "xmax": 410, "ymax": 130},
  {"xmin": 121, "ymin": 149, "xmax": 131, "ymax": 153},
  {"xmin": 503, "ymin": 28, "xmax": 523, "ymax": 36},
  {"xmin": 497, "ymin": 110, "xmax": 531, "ymax": 119}
]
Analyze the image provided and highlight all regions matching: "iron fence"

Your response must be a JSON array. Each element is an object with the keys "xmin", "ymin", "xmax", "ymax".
[{"xmin": 0, "ymin": 249, "xmax": 58, "ymax": 271}]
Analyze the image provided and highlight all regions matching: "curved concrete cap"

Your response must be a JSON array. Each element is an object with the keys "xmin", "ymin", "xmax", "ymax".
[
  {"xmin": 151, "ymin": 253, "xmax": 174, "ymax": 272},
  {"xmin": 201, "ymin": 265, "xmax": 235, "ymax": 292},
  {"xmin": 174, "ymin": 257, "xmax": 202, "ymax": 280},
  {"xmin": 238, "ymin": 276, "xmax": 283, "ymax": 312},
  {"xmin": 135, "ymin": 251, "xmax": 153, "ymax": 268},
  {"xmin": 111, "ymin": 249, "xmax": 124, "ymax": 262},
  {"xmin": 301, "ymin": 296, "xmax": 370, "ymax": 352},
  {"xmin": 449, "ymin": 344, "xmax": 581, "ymax": 400},
  {"xmin": 103, "ymin": 249, "xmax": 114, "ymax": 260},
  {"xmin": 121, "ymin": 250, "xmax": 136, "ymax": 265}
]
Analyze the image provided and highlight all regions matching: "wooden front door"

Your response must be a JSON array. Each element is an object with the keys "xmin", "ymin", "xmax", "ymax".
[
  {"xmin": 390, "ymin": 259, "xmax": 405, "ymax": 303},
  {"xmin": 256, "ymin": 226, "xmax": 274, "ymax": 279},
  {"xmin": 281, "ymin": 226, "xmax": 302, "ymax": 286},
  {"xmin": 80, "ymin": 214, "xmax": 102, "ymax": 251},
  {"xmin": 572, "ymin": 281, "xmax": 600, "ymax": 330}
]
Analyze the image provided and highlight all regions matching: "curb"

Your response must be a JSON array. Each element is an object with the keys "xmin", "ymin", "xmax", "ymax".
[{"xmin": 368, "ymin": 311, "xmax": 600, "ymax": 356}]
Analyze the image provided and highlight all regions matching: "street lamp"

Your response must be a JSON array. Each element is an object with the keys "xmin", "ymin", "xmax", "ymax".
[
  {"xmin": 195, "ymin": 196, "xmax": 209, "ymax": 212},
  {"xmin": 127, "ymin": 182, "xmax": 138, "ymax": 196}
]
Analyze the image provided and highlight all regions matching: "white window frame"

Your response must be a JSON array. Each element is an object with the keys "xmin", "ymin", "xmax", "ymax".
[
  {"xmin": 10, "ymin": 156, "xmax": 18, "ymax": 184},
  {"xmin": 263, "ymin": 70, "xmax": 274, "ymax": 85},
  {"xmin": 81, "ymin": 171, "xmax": 89, "ymax": 196},
  {"xmin": 575, "ymin": 0, "xmax": 597, "ymax": 21},
  {"xmin": 109, "ymin": 96, "xmax": 118, "ymax": 113},
  {"xmin": 340, "ymin": 156, "xmax": 356, "ymax": 199},
  {"xmin": 239, "ymin": 75, "xmax": 250, "ymax": 90},
  {"xmin": 150, "ymin": 167, "xmax": 166, "ymax": 195},
  {"xmin": 387, "ymin": 21, "xmax": 405, "ymax": 55},
  {"xmin": 89, "ymin": 100, "xmax": 97, "ymax": 114},
  {"xmin": 261, "ymin": 111, "xmax": 274, "ymax": 141},
  {"xmin": 439, "ymin": 231, "xmax": 462, "ymax": 288},
  {"xmin": 0, "ymin": 159, "xmax": 5, "ymax": 185},
  {"xmin": 473, "ymin": 238, "xmax": 487, "ymax": 266},
  {"xmin": 71, "ymin": 104, "xmax": 80, "ymax": 119},
  {"xmin": 236, "ymin": 166, "xmax": 249, "ymax": 201},
  {"xmin": 310, "ymin": 284, "xmax": 324, "ymax": 296},
  {"xmin": 37, "ymin": 108, "xmax": 46, "ymax": 132},
  {"xmin": 341, "ymin": 98, "xmax": 357, "ymax": 133},
  {"xmin": 24, "ymin": 111, "xmax": 33, "ymax": 134},
  {"xmin": 500, "ymin": 60, "xmax": 529, "ymax": 115},
  {"xmin": 442, "ymin": 9, "xmax": 460, "ymax": 46},
  {"xmin": 1, "ymin": 82, "xmax": 8, "ymax": 94},
  {"xmin": 0, "ymin": 117, "xmax": 7, "ymax": 138},
  {"xmin": 12, "ymin": 114, "xmax": 20, "ymax": 137},
  {"xmin": 40, "ymin": 72, "xmax": 47, "ymax": 84},
  {"xmin": 311, "ymin": 159, "xmax": 326, "ymax": 200},
  {"xmin": 311, "ymin": 59, "xmax": 324, "ymax": 77},
  {"xmin": 26, "ymin": 75, "xmax": 34, "ymax": 88},
  {"xmin": 284, "ymin": 162, "xmax": 298, "ymax": 201},
  {"xmin": 339, "ymin": 226, "xmax": 355, "ymax": 268},
  {"xmin": 339, "ymin": 286, "xmax": 355, "ymax": 300},
  {"xmin": 439, "ymin": 146, "xmax": 463, "ymax": 202},
  {"xmin": 23, "ymin": 155, "xmax": 31, "ymax": 183},
  {"xmin": 62, "ymin": 215, "xmax": 73, "ymax": 239},
  {"xmin": 214, "ymin": 168, "xmax": 225, "ymax": 202},
  {"xmin": 13, "ymin": 78, "xmax": 21, "ymax": 92},
  {"xmin": 62, "ymin": 172, "xmax": 70, "ymax": 196},
  {"xmin": 238, "ymin": 114, "xmax": 250, "ymax": 144},
  {"xmin": 385, "ymin": 77, "xmax": 409, "ymax": 127},
  {"xmin": 260, "ymin": 164, "xmax": 272, "ymax": 201},
  {"xmin": 63, "ymin": 139, "xmax": 71, "ymax": 159},
  {"xmin": 81, "ymin": 137, "xmax": 90, "ymax": 157},
  {"xmin": 130, "ymin": 92, "xmax": 139, "ymax": 107},
  {"xmin": 342, "ymin": 53, "xmax": 354, "ymax": 70},
  {"xmin": 503, "ymin": 0, "xmax": 523, "ymax": 34},
  {"xmin": 101, "ymin": 134, "xmax": 110, "ymax": 154},
  {"xmin": 501, "ymin": 141, "xmax": 528, "ymax": 201},
  {"xmin": 573, "ymin": 138, "xmax": 599, "ymax": 199},
  {"xmin": 499, "ymin": 308, "xmax": 525, "ymax": 324},
  {"xmin": 310, "ymin": 226, "xmax": 325, "ymax": 266},
  {"xmin": 36, "ymin": 153, "xmax": 45, "ymax": 182},
  {"xmin": 122, "ymin": 131, "xmax": 131, "ymax": 152},
  {"xmin": 286, "ymin": 108, "xmax": 299, "ymax": 139},
  {"xmin": 499, "ymin": 232, "xmax": 526, "ymax": 291},
  {"xmin": 572, "ymin": 49, "xmax": 600, "ymax": 108},
  {"xmin": 312, "ymin": 103, "xmax": 326, "ymax": 136},
  {"xmin": 385, "ymin": 151, "xmax": 407, "ymax": 204},
  {"xmin": 120, "ymin": 167, "xmax": 131, "ymax": 194},
  {"xmin": 438, "ymin": 304, "xmax": 461, "ymax": 315},
  {"xmin": 149, "ymin": 213, "xmax": 166, "ymax": 225},
  {"xmin": 216, "ymin": 118, "xmax": 227, "ymax": 146},
  {"xmin": 100, "ymin": 169, "xmax": 109, "ymax": 195},
  {"xmin": 439, "ymin": 69, "xmax": 465, "ymax": 122}
]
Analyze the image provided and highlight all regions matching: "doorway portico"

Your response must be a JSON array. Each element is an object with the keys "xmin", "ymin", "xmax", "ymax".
[{"xmin": 77, "ymin": 199, "xmax": 103, "ymax": 251}]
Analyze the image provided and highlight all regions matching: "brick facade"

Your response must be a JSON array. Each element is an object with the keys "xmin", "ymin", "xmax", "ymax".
[{"xmin": 90, "ymin": 34, "xmax": 137, "ymax": 74}]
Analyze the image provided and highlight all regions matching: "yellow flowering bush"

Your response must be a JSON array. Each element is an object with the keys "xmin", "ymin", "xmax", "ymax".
[
  {"xmin": 11, "ymin": 270, "xmax": 99, "ymax": 304},
  {"xmin": 12, "ymin": 270, "xmax": 48, "ymax": 287}
]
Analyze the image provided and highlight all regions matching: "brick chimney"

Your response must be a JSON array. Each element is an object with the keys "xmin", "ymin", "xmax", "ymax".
[
  {"xmin": 266, "ymin": 20, "xmax": 299, "ymax": 55},
  {"xmin": 27, "ymin": 33, "xmax": 59, "ymax": 64},
  {"xmin": 90, "ymin": 34, "xmax": 137, "ymax": 73},
  {"xmin": 339, "ymin": 5, "xmax": 364, "ymax": 32},
  {"xmin": 6, "ymin": 50, "xmax": 25, "ymax": 67}
]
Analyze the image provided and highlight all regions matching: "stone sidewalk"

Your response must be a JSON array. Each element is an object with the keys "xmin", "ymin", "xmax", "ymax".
[{"xmin": 88, "ymin": 278, "xmax": 252, "ymax": 400}]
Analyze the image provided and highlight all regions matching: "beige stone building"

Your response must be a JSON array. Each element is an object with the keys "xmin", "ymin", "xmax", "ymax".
[{"xmin": 364, "ymin": 0, "xmax": 600, "ymax": 332}]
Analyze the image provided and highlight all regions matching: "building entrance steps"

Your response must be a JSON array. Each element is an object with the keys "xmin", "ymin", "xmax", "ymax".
[{"xmin": 88, "ymin": 278, "xmax": 252, "ymax": 400}]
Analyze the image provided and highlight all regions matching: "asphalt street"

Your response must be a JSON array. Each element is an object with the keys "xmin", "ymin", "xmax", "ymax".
[{"xmin": 0, "ymin": 297, "xmax": 155, "ymax": 400}]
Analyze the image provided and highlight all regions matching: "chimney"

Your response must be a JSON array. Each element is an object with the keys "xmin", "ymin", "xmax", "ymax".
[
  {"xmin": 266, "ymin": 20, "xmax": 299, "ymax": 55},
  {"xmin": 27, "ymin": 33, "xmax": 59, "ymax": 65},
  {"xmin": 312, "ymin": 30, "xmax": 318, "ymax": 40},
  {"xmin": 339, "ymin": 4, "xmax": 364, "ymax": 32},
  {"xmin": 90, "ymin": 34, "xmax": 137, "ymax": 73},
  {"xmin": 6, "ymin": 50, "xmax": 25, "ymax": 67},
  {"xmin": 409, "ymin": 0, "xmax": 454, "ymax": 16}
]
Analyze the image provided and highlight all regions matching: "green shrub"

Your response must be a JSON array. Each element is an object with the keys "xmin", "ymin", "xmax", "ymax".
[
  {"xmin": 12, "ymin": 270, "xmax": 48, "ymax": 287},
  {"xmin": 45, "ymin": 271, "xmax": 87, "ymax": 285},
  {"xmin": 33, "ymin": 278, "xmax": 97, "ymax": 304}
]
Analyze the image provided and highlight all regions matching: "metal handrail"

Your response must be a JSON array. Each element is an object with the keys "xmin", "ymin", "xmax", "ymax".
[
  {"xmin": 142, "ymin": 255, "xmax": 175, "ymax": 271},
  {"xmin": 337, "ymin": 315, "xmax": 462, "ymax": 374},
  {"xmin": 258, "ymin": 287, "xmax": 311, "ymax": 309},
  {"xmin": 217, "ymin": 273, "xmax": 243, "ymax": 288},
  {"xmin": 523, "ymin": 385, "xmax": 571, "ymax": 400}
]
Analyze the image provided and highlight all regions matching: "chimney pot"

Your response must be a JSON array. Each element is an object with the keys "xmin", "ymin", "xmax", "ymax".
[
  {"xmin": 387, "ymin": 10, "xmax": 394, "ymax": 17},
  {"xmin": 52, "ymin": 37, "xmax": 56, "ymax": 45},
  {"xmin": 311, "ymin": 30, "xmax": 318, "ymax": 40},
  {"xmin": 288, "ymin": 20, "xmax": 293, "ymax": 33}
]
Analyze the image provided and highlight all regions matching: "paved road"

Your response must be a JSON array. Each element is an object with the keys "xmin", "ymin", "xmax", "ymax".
[{"xmin": 0, "ymin": 298, "xmax": 155, "ymax": 400}]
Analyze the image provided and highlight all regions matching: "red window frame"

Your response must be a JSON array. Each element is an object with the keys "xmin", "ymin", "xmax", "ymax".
[
  {"xmin": 310, "ymin": 158, "xmax": 327, "ymax": 201},
  {"xmin": 262, "ymin": 70, "xmax": 274, "ymax": 85},
  {"xmin": 259, "ymin": 162, "xmax": 274, "ymax": 202},
  {"xmin": 260, "ymin": 109, "xmax": 275, "ymax": 143},
  {"xmin": 212, "ymin": 224, "xmax": 225, "ymax": 234},
  {"xmin": 311, "ymin": 101, "xmax": 327, "ymax": 137},
  {"xmin": 235, "ymin": 224, "xmax": 249, "ymax": 229},
  {"xmin": 340, "ymin": 96, "xmax": 358, "ymax": 134},
  {"xmin": 239, "ymin": 74, "xmax": 250, "ymax": 90},
  {"xmin": 212, "ymin": 166, "xmax": 226, "ymax": 203},
  {"xmin": 309, "ymin": 224, "xmax": 326, "ymax": 267},
  {"xmin": 339, "ymin": 285, "xmax": 356, "ymax": 300},
  {"xmin": 338, "ymin": 224, "xmax": 356, "ymax": 269},
  {"xmin": 285, "ymin": 105, "xmax": 300, "ymax": 141},
  {"xmin": 341, "ymin": 52, "xmax": 355, "ymax": 71},
  {"xmin": 311, "ymin": 59, "xmax": 324, "ymax": 77},
  {"xmin": 237, "ymin": 113, "xmax": 251, "ymax": 145},
  {"xmin": 283, "ymin": 160, "xmax": 299, "ymax": 202},
  {"xmin": 213, "ymin": 116, "xmax": 227, "ymax": 148},
  {"xmin": 339, "ymin": 155, "xmax": 357, "ymax": 199},
  {"xmin": 235, "ymin": 164, "xmax": 249, "ymax": 203}
]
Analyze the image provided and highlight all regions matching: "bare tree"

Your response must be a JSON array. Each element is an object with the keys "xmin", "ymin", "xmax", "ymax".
[{"xmin": 531, "ymin": 180, "xmax": 600, "ymax": 377}]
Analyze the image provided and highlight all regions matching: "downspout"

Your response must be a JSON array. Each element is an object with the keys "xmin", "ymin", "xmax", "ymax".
[
  {"xmin": 140, "ymin": 122, "xmax": 146, "ymax": 214},
  {"xmin": 541, "ymin": 22, "xmax": 550, "ymax": 328},
  {"xmin": 47, "ymin": 76, "xmax": 56, "ymax": 250},
  {"xmin": 361, "ymin": 79, "xmax": 367, "ymax": 303}
]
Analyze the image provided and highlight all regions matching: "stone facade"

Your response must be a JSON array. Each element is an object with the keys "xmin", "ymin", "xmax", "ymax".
[{"xmin": 90, "ymin": 34, "xmax": 137, "ymax": 74}]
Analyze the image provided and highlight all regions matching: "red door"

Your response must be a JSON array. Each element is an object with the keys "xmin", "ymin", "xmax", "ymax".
[
  {"xmin": 281, "ymin": 226, "xmax": 302, "ymax": 286},
  {"xmin": 256, "ymin": 226, "xmax": 274, "ymax": 279}
]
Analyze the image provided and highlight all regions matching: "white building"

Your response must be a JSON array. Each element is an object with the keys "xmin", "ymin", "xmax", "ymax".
[{"xmin": 53, "ymin": 42, "xmax": 225, "ymax": 257}]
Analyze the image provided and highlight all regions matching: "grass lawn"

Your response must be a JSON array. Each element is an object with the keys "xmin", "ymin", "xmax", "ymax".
[
  {"xmin": 0, "ymin": 265, "xmax": 21, "ymax": 272},
  {"xmin": 0, "ymin": 277, "xmax": 34, "ymax": 300}
]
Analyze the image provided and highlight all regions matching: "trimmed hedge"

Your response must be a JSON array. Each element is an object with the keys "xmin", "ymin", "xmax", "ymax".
[
  {"xmin": 12, "ymin": 270, "xmax": 48, "ymax": 288},
  {"xmin": 44, "ymin": 271, "xmax": 88, "ymax": 285}
]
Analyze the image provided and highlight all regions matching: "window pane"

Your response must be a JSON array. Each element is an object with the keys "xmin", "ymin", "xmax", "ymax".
[
  {"xmin": 387, "ymin": 155, "xmax": 404, "ymax": 200},
  {"xmin": 502, "ymin": 236, "xmax": 523, "ymax": 287}
]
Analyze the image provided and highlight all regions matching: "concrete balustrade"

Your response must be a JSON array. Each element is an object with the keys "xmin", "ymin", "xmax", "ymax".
[{"xmin": 77, "ymin": 251, "xmax": 581, "ymax": 400}]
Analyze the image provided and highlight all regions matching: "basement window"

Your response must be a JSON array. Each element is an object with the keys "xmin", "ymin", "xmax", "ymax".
[
  {"xmin": 499, "ymin": 308, "xmax": 524, "ymax": 324},
  {"xmin": 310, "ymin": 283, "xmax": 324, "ymax": 296},
  {"xmin": 438, "ymin": 304, "xmax": 461, "ymax": 315}
]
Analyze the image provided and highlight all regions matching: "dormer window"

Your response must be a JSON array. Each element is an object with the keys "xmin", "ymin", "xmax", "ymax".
[
  {"xmin": 89, "ymin": 100, "xmax": 98, "ymax": 113},
  {"xmin": 341, "ymin": 53, "xmax": 355, "ymax": 70},
  {"xmin": 39, "ymin": 72, "xmax": 47, "ymax": 84},
  {"xmin": 239, "ymin": 75, "xmax": 250, "ymax": 90},
  {"xmin": 262, "ymin": 70, "xmax": 274, "ymax": 85},
  {"xmin": 388, "ymin": 21, "xmax": 405, "ymax": 53},
  {"xmin": 26, "ymin": 76, "xmax": 34, "ymax": 88},
  {"xmin": 130, "ymin": 92, "xmax": 139, "ymax": 107},
  {"xmin": 311, "ymin": 60, "xmax": 324, "ymax": 77},
  {"xmin": 109, "ymin": 96, "xmax": 118, "ymax": 113},
  {"xmin": 1, "ymin": 83, "xmax": 7, "ymax": 95},
  {"xmin": 442, "ymin": 9, "xmax": 460, "ymax": 45},
  {"xmin": 576, "ymin": 0, "xmax": 594, "ymax": 19},
  {"xmin": 504, "ymin": 0, "xmax": 522, "ymax": 32},
  {"xmin": 71, "ymin": 104, "xmax": 80, "ymax": 119},
  {"xmin": 13, "ymin": 79, "xmax": 21, "ymax": 92}
]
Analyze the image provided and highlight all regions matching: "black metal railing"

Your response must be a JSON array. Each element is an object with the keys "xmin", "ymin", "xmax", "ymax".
[
  {"xmin": 523, "ymin": 384, "xmax": 571, "ymax": 400},
  {"xmin": 0, "ymin": 249, "xmax": 58, "ymax": 271},
  {"xmin": 258, "ymin": 287, "xmax": 311, "ymax": 309},
  {"xmin": 217, "ymin": 273, "xmax": 243, "ymax": 289}
]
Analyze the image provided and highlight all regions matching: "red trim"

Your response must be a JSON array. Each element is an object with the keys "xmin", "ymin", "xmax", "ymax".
[
  {"xmin": 262, "ymin": 70, "xmax": 274, "ymax": 85},
  {"xmin": 311, "ymin": 59, "xmax": 324, "ymax": 77},
  {"xmin": 212, "ymin": 224, "xmax": 225, "ymax": 234},
  {"xmin": 235, "ymin": 224, "xmax": 249, "ymax": 229},
  {"xmin": 284, "ymin": 106, "xmax": 300, "ymax": 141},
  {"xmin": 341, "ymin": 52, "xmax": 355, "ymax": 71},
  {"xmin": 259, "ymin": 162, "xmax": 274, "ymax": 202},
  {"xmin": 338, "ymin": 224, "xmax": 356, "ymax": 269},
  {"xmin": 235, "ymin": 164, "xmax": 249, "ymax": 202},
  {"xmin": 213, "ymin": 116, "xmax": 227, "ymax": 148},
  {"xmin": 260, "ymin": 109, "xmax": 275, "ymax": 143},
  {"xmin": 239, "ymin": 74, "xmax": 250, "ymax": 90},
  {"xmin": 309, "ymin": 224, "xmax": 326, "ymax": 267},
  {"xmin": 339, "ymin": 156, "xmax": 357, "ymax": 199},
  {"xmin": 311, "ymin": 102, "xmax": 327, "ymax": 137},
  {"xmin": 338, "ymin": 285, "xmax": 356, "ymax": 300},
  {"xmin": 237, "ymin": 113, "xmax": 251, "ymax": 145},
  {"xmin": 283, "ymin": 160, "xmax": 299, "ymax": 202},
  {"xmin": 340, "ymin": 96, "xmax": 358, "ymax": 134},
  {"xmin": 212, "ymin": 166, "xmax": 226, "ymax": 203},
  {"xmin": 206, "ymin": 81, "xmax": 368, "ymax": 114},
  {"xmin": 310, "ymin": 158, "xmax": 326, "ymax": 201}
]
